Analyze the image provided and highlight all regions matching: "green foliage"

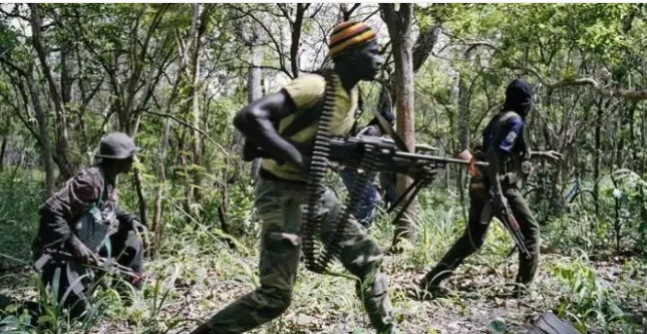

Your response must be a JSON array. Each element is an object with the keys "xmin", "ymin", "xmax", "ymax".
[
  {"xmin": 0, "ymin": 22, "xmax": 20, "ymax": 54},
  {"xmin": 0, "ymin": 169, "xmax": 43, "ymax": 263},
  {"xmin": 551, "ymin": 257, "xmax": 625, "ymax": 332},
  {"xmin": 1, "ymin": 3, "xmax": 647, "ymax": 333}
]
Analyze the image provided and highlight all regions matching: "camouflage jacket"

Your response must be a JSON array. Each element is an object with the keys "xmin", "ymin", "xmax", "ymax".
[{"xmin": 32, "ymin": 166, "xmax": 136, "ymax": 256}]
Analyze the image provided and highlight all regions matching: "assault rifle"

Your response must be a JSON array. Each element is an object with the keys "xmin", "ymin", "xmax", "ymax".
[
  {"xmin": 498, "ymin": 201, "xmax": 531, "ymax": 259},
  {"xmin": 481, "ymin": 198, "xmax": 531, "ymax": 259},
  {"xmin": 33, "ymin": 250, "xmax": 145, "ymax": 282}
]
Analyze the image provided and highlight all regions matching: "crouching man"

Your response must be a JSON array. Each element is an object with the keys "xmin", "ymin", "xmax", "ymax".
[{"xmin": 31, "ymin": 132, "xmax": 145, "ymax": 318}]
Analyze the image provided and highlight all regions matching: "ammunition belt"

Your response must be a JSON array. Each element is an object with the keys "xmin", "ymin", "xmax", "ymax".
[{"xmin": 302, "ymin": 72, "xmax": 337, "ymax": 273}]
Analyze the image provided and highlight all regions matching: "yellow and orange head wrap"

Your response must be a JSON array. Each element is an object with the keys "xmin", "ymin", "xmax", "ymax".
[{"xmin": 329, "ymin": 21, "xmax": 377, "ymax": 59}]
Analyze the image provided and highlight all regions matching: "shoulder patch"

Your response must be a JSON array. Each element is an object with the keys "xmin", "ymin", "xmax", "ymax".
[{"xmin": 505, "ymin": 131, "xmax": 518, "ymax": 143}]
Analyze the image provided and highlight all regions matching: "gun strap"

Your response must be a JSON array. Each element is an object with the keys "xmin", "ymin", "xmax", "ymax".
[
  {"xmin": 281, "ymin": 97, "xmax": 326, "ymax": 138},
  {"xmin": 369, "ymin": 106, "xmax": 409, "ymax": 152},
  {"xmin": 282, "ymin": 70, "xmax": 354, "ymax": 139}
]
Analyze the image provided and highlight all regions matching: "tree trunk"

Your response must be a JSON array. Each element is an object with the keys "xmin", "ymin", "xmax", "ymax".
[
  {"xmin": 188, "ymin": 4, "xmax": 210, "ymax": 203},
  {"xmin": 381, "ymin": 4, "xmax": 417, "ymax": 247},
  {"xmin": 30, "ymin": 4, "xmax": 76, "ymax": 180},
  {"xmin": 289, "ymin": 4, "xmax": 307, "ymax": 78},
  {"xmin": 247, "ymin": 34, "xmax": 264, "ymax": 103},
  {"xmin": 27, "ymin": 72, "xmax": 56, "ymax": 197},
  {"xmin": 60, "ymin": 48, "xmax": 73, "ymax": 105},
  {"xmin": 629, "ymin": 103, "xmax": 638, "ymax": 171},
  {"xmin": 0, "ymin": 136, "xmax": 7, "ymax": 172},
  {"xmin": 412, "ymin": 23, "xmax": 442, "ymax": 72},
  {"xmin": 457, "ymin": 69, "xmax": 470, "ymax": 222},
  {"xmin": 152, "ymin": 118, "xmax": 172, "ymax": 259},
  {"xmin": 593, "ymin": 98, "xmax": 603, "ymax": 216},
  {"xmin": 641, "ymin": 103, "xmax": 646, "ymax": 176},
  {"xmin": 132, "ymin": 168, "xmax": 148, "ymax": 229},
  {"xmin": 238, "ymin": 21, "xmax": 265, "ymax": 178}
]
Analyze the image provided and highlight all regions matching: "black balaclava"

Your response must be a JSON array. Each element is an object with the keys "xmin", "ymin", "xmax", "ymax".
[
  {"xmin": 481, "ymin": 79, "xmax": 534, "ymax": 152},
  {"xmin": 503, "ymin": 79, "xmax": 534, "ymax": 118}
]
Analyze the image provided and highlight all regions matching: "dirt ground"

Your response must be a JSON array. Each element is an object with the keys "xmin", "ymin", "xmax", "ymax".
[{"xmin": 3, "ymin": 250, "xmax": 645, "ymax": 334}]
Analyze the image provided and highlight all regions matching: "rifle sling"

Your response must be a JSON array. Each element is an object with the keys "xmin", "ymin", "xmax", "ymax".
[{"xmin": 281, "ymin": 97, "xmax": 326, "ymax": 138}]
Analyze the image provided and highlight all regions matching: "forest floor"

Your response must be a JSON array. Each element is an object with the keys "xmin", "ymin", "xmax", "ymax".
[
  {"xmin": 1, "ymin": 176, "xmax": 646, "ymax": 334},
  {"xmin": 2, "ymin": 221, "xmax": 646, "ymax": 334}
]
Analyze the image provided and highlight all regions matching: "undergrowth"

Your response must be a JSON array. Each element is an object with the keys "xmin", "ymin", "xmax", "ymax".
[{"xmin": 1, "ymin": 169, "xmax": 646, "ymax": 333}]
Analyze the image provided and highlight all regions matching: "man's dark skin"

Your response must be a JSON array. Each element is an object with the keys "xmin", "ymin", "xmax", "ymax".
[
  {"xmin": 189, "ymin": 40, "xmax": 394, "ymax": 334},
  {"xmin": 234, "ymin": 41, "xmax": 383, "ymax": 169}
]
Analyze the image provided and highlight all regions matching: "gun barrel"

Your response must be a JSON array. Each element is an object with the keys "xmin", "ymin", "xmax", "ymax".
[{"xmin": 395, "ymin": 151, "xmax": 489, "ymax": 167}]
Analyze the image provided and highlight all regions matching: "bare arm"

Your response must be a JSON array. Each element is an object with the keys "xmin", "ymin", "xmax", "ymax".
[{"xmin": 234, "ymin": 91, "xmax": 307, "ymax": 170}]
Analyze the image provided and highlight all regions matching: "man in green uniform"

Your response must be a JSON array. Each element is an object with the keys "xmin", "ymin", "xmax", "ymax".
[
  {"xmin": 31, "ymin": 132, "xmax": 144, "ymax": 318},
  {"xmin": 191, "ymin": 21, "xmax": 398, "ymax": 334},
  {"xmin": 418, "ymin": 79, "xmax": 541, "ymax": 297}
]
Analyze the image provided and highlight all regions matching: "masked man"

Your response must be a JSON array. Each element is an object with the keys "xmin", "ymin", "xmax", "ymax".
[{"xmin": 419, "ymin": 79, "xmax": 541, "ymax": 298}]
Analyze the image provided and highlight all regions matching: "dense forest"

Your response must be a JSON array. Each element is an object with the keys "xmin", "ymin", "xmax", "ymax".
[{"xmin": 0, "ymin": 3, "xmax": 646, "ymax": 333}]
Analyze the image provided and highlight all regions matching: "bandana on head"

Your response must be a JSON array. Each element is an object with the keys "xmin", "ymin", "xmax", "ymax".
[{"xmin": 329, "ymin": 21, "xmax": 376, "ymax": 59}]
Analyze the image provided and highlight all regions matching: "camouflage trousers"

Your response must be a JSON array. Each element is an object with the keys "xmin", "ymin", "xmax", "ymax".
[
  {"xmin": 420, "ymin": 183, "xmax": 540, "ymax": 290},
  {"xmin": 192, "ymin": 178, "xmax": 396, "ymax": 334}
]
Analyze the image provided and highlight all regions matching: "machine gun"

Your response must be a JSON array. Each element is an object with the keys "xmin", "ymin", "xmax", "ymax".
[
  {"xmin": 329, "ymin": 136, "xmax": 484, "ymax": 176},
  {"xmin": 327, "ymin": 135, "xmax": 487, "ymax": 226},
  {"xmin": 329, "ymin": 135, "xmax": 530, "ymax": 260},
  {"xmin": 242, "ymin": 130, "xmax": 530, "ymax": 270}
]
